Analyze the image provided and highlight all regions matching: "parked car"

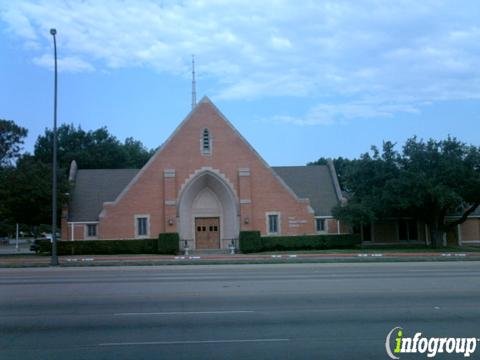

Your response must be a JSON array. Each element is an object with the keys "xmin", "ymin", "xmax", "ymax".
[{"xmin": 40, "ymin": 232, "xmax": 60, "ymax": 241}]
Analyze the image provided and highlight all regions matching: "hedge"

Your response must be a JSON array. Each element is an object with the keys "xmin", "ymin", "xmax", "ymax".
[
  {"xmin": 239, "ymin": 231, "xmax": 262, "ymax": 253},
  {"xmin": 35, "ymin": 233, "xmax": 179, "ymax": 255},
  {"xmin": 239, "ymin": 231, "xmax": 361, "ymax": 253},
  {"xmin": 158, "ymin": 233, "xmax": 180, "ymax": 255}
]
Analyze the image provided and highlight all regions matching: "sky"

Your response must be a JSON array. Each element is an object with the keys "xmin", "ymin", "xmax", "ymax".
[{"xmin": 1, "ymin": 0, "xmax": 479, "ymax": 166}]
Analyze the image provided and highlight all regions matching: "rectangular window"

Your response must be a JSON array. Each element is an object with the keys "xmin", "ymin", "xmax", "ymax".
[
  {"xmin": 87, "ymin": 224, "xmax": 97, "ymax": 237},
  {"xmin": 315, "ymin": 218, "xmax": 326, "ymax": 232},
  {"xmin": 201, "ymin": 129, "xmax": 211, "ymax": 155},
  {"xmin": 268, "ymin": 214, "xmax": 279, "ymax": 234},
  {"xmin": 137, "ymin": 217, "xmax": 148, "ymax": 237}
]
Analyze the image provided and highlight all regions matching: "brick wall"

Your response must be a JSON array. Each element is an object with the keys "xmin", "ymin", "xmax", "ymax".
[{"xmin": 97, "ymin": 99, "xmax": 316, "ymax": 240}]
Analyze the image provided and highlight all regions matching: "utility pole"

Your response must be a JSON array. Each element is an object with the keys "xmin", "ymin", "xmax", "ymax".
[
  {"xmin": 15, "ymin": 223, "xmax": 19, "ymax": 252},
  {"xmin": 50, "ymin": 28, "xmax": 59, "ymax": 266}
]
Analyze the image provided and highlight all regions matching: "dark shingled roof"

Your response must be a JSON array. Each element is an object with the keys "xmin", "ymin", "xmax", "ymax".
[
  {"xmin": 68, "ymin": 169, "xmax": 139, "ymax": 222},
  {"xmin": 68, "ymin": 165, "xmax": 340, "ymax": 221},
  {"xmin": 272, "ymin": 165, "xmax": 340, "ymax": 216}
]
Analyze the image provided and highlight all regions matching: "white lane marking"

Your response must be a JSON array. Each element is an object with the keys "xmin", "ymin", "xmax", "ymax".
[
  {"xmin": 114, "ymin": 310, "xmax": 255, "ymax": 316},
  {"xmin": 99, "ymin": 338, "xmax": 289, "ymax": 346}
]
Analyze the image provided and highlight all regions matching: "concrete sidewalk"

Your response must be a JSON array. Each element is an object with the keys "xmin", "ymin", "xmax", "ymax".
[{"xmin": 1, "ymin": 250, "xmax": 480, "ymax": 267}]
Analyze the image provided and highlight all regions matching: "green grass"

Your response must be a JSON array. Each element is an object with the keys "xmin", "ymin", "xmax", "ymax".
[{"xmin": 253, "ymin": 245, "xmax": 480, "ymax": 254}]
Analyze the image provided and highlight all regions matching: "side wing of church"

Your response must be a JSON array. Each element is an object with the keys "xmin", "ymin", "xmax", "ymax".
[{"xmin": 61, "ymin": 97, "xmax": 346, "ymax": 249}]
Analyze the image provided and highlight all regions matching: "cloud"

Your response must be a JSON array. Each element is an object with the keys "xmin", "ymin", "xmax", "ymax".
[
  {"xmin": 270, "ymin": 36, "xmax": 292, "ymax": 50},
  {"xmin": 1, "ymin": 0, "xmax": 480, "ymax": 124},
  {"xmin": 272, "ymin": 101, "xmax": 420, "ymax": 126},
  {"xmin": 1, "ymin": 6, "xmax": 38, "ymax": 40},
  {"xmin": 32, "ymin": 53, "xmax": 94, "ymax": 72}
]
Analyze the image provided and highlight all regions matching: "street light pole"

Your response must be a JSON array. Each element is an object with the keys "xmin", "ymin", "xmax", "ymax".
[{"xmin": 50, "ymin": 28, "xmax": 58, "ymax": 266}]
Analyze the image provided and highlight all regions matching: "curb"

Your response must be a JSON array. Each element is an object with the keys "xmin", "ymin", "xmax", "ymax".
[{"xmin": 1, "ymin": 253, "xmax": 480, "ymax": 268}]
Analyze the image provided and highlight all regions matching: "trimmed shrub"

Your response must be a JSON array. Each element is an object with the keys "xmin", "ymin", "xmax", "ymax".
[
  {"xmin": 36, "ymin": 239, "xmax": 53, "ymax": 254},
  {"xmin": 36, "ymin": 239, "xmax": 178, "ymax": 255},
  {"xmin": 239, "ymin": 231, "xmax": 262, "ymax": 253},
  {"xmin": 239, "ymin": 233, "xmax": 361, "ymax": 253},
  {"xmin": 262, "ymin": 235, "xmax": 324, "ymax": 251},
  {"xmin": 158, "ymin": 233, "xmax": 180, "ymax": 255},
  {"xmin": 58, "ymin": 239, "xmax": 158, "ymax": 255},
  {"xmin": 323, "ymin": 234, "xmax": 361, "ymax": 249},
  {"xmin": 35, "ymin": 236, "xmax": 180, "ymax": 255}
]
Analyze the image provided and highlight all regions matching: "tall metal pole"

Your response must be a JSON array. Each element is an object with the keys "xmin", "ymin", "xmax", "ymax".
[
  {"xmin": 15, "ymin": 223, "xmax": 19, "ymax": 252},
  {"xmin": 50, "ymin": 28, "xmax": 59, "ymax": 266},
  {"xmin": 191, "ymin": 54, "xmax": 196, "ymax": 110}
]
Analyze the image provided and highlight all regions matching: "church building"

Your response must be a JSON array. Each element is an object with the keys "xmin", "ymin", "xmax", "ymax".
[{"xmin": 61, "ymin": 97, "xmax": 346, "ymax": 249}]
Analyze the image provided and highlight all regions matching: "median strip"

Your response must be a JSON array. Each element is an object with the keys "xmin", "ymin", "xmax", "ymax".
[
  {"xmin": 114, "ymin": 310, "xmax": 255, "ymax": 316},
  {"xmin": 99, "ymin": 338, "xmax": 290, "ymax": 346}
]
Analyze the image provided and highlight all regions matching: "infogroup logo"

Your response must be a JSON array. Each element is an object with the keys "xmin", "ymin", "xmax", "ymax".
[{"xmin": 385, "ymin": 327, "xmax": 478, "ymax": 359}]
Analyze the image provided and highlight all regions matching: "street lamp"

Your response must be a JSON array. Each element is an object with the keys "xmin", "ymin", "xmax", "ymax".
[{"xmin": 50, "ymin": 28, "xmax": 58, "ymax": 266}]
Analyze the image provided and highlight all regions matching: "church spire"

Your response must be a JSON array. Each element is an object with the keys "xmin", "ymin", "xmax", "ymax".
[{"xmin": 191, "ymin": 54, "xmax": 196, "ymax": 110}]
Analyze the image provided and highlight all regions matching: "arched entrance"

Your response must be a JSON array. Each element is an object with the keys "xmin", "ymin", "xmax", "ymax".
[{"xmin": 177, "ymin": 170, "xmax": 238, "ymax": 249}]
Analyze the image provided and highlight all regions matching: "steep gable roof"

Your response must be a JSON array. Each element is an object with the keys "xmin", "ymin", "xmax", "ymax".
[
  {"xmin": 68, "ymin": 169, "xmax": 139, "ymax": 222},
  {"xmin": 272, "ymin": 165, "xmax": 340, "ymax": 216},
  {"xmin": 68, "ymin": 165, "xmax": 340, "ymax": 221}
]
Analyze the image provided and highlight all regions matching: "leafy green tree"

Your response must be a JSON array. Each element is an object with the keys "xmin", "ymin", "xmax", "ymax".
[
  {"xmin": 123, "ymin": 137, "xmax": 155, "ymax": 168},
  {"xmin": 0, "ymin": 155, "xmax": 68, "ymax": 229},
  {"xmin": 0, "ymin": 155, "xmax": 67, "ymax": 237},
  {"xmin": 0, "ymin": 119, "xmax": 28, "ymax": 166},
  {"xmin": 34, "ymin": 124, "xmax": 152, "ymax": 169},
  {"xmin": 1, "ymin": 122, "xmax": 153, "ymax": 236},
  {"xmin": 333, "ymin": 138, "xmax": 480, "ymax": 247}
]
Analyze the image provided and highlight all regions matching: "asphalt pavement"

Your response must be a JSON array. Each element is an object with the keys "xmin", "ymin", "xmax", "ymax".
[{"xmin": 1, "ymin": 262, "xmax": 479, "ymax": 359}]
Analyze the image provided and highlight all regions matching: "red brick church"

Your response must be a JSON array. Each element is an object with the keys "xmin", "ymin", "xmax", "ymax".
[{"xmin": 61, "ymin": 97, "xmax": 346, "ymax": 249}]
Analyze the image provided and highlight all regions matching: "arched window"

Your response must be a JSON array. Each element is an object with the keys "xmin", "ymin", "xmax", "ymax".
[{"xmin": 201, "ymin": 128, "xmax": 211, "ymax": 155}]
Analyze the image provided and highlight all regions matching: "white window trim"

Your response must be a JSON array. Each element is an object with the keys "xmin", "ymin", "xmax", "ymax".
[
  {"xmin": 200, "ymin": 128, "xmax": 212, "ymax": 156},
  {"xmin": 265, "ymin": 212, "xmax": 281, "ymax": 236},
  {"xmin": 84, "ymin": 223, "xmax": 98, "ymax": 239},
  {"xmin": 134, "ymin": 214, "xmax": 150, "ymax": 239},
  {"xmin": 314, "ymin": 216, "xmax": 329, "ymax": 234}
]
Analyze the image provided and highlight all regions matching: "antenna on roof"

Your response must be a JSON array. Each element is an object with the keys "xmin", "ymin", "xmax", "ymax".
[{"xmin": 191, "ymin": 54, "xmax": 197, "ymax": 110}]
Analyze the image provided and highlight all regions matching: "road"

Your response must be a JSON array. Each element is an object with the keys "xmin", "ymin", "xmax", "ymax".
[{"xmin": 1, "ymin": 262, "xmax": 479, "ymax": 359}]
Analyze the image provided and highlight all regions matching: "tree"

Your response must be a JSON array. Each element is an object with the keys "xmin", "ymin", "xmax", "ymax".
[
  {"xmin": 332, "ymin": 137, "xmax": 480, "ymax": 248},
  {"xmin": 34, "ymin": 124, "xmax": 152, "ymax": 170},
  {"xmin": 1, "ymin": 122, "xmax": 153, "ymax": 236},
  {"xmin": 0, "ymin": 119, "xmax": 28, "ymax": 166},
  {"xmin": 0, "ymin": 155, "xmax": 68, "ymax": 229},
  {"xmin": 123, "ymin": 137, "xmax": 155, "ymax": 168}
]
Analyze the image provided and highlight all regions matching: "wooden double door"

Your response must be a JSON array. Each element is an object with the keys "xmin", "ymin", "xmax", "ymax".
[{"xmin": 195, "ymin": 217, "xmax": 220, "ymax": 249}]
